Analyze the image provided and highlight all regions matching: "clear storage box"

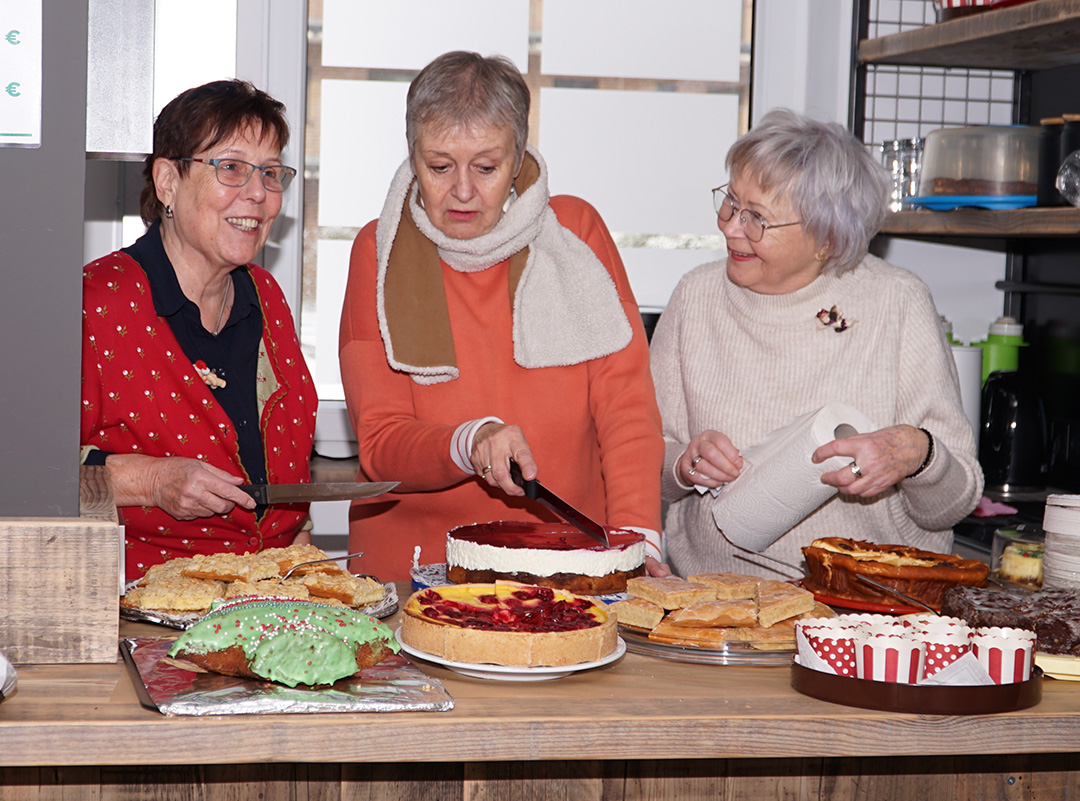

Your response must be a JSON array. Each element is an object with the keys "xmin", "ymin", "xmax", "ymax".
[
  {"xmin": 991, "ymin": 525, "xmax": 1044, "ymax": 589},
  {"xmin": 920, "ymin": 125, "xmax": 1040, "ymax": 199}
]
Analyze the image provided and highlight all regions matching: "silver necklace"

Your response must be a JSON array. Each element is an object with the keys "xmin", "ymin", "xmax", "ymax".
[{"xmin": 212, "ymin": 278, "xmax": 233, "ymax": 335}]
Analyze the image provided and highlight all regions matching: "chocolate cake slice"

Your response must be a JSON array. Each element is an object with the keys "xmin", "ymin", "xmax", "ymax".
[{"xmin": 941, "ymin": 586, "xmax": 1080, "ymax": 656}]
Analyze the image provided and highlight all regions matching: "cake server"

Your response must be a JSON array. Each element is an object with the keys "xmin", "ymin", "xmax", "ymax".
[
  {"xmin": 279, "ymin": 551, "xmax": 364, "ymax": 582},
  {"xmin": 735, "ymin": 549, "xmax": 940, "ymax": 615},
  {"xmin": 509, "ymin": 460, "xmax": 610, "ymax": 547},
  {"xmin": 239, "ymin": 481, "xmax": 399, "ymax": 504}
]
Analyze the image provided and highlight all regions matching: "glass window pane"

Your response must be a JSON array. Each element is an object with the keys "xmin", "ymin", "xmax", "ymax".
[
  {"xmin": 322, "ymin": 0, "xmax": 528, "ymax": 70},
  {"xmin": 317, "ymin": 79, "xmax": 409, "ymax": 228},
  {"xmin": 541, "ymin": 87, "xmax": 738, "ymax": 236},
  {"xmin": 543, "ymin": 0, "xmax": 743, "ymax": 83}
]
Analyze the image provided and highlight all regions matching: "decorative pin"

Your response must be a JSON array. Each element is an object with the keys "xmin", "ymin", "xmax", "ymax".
[
  {"xmin": 194, "ymin": 359, "xmax": 226, "ymax": 389},
  {"xmin": 817, "ymin": 305, "xmax": 854, "ymax": 333}
]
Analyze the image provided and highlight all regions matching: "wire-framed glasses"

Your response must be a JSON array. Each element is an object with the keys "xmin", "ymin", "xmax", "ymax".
[
  {"xmin": 712, "ymin": 184, "xmax": 800, "ymax": 242},
  {"xmin": 178, "ymin": 157, "xmax": 297, "ymax": 192}
]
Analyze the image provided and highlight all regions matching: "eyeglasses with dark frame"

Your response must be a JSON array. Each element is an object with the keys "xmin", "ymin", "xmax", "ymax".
[
  {"xmin": 711, "ymin": 184, "xmax": 801, "ymax": 242},
  {"xmin": 177, "ymin": 157, "xmax": 297, "ymax": 192}
]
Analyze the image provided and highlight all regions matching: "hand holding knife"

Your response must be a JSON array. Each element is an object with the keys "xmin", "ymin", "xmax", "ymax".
[{"xmin": 509, "ymin": 460, "xmax": 610, "ymax": 547}]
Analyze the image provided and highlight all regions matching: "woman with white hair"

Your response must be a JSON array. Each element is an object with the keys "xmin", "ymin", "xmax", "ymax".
[
  {"xmin": 650, "ymin": 108, "xmax": 983, "ymax": 579},
  {"xmin": 339, "ymin": 51, "xmax": 665, "ymax": 580}
]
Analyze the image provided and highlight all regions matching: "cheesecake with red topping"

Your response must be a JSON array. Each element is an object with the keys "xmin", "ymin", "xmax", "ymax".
[
  {"xmin": 445, "ymin": 521, "xmax": 646, "ymax": 594},
  {"xmin": 400, "ymin": 581, "xmax": 617, "ymax": 666}
]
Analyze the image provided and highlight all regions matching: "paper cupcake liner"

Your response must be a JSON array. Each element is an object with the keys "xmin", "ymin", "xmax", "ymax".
[
  {"xmin": 804, "ymin": 632, "xmax": 857, "ymax": 677},
  {"xmin": 921, "ymin": 640, "xmax": 971, "ymax": 678},
  {"xmin": 912, "ymin": 618, "xmax": 972, "ymax": 641},
  {"xmin": 834, "ymin": 613, "xmax": 901, "ymax": 628},
  {"xmin": 971, "ymin": 626, "xmax": 1035, "ymax": 684},
  {"xmin": 854, "ymin": 632, "xmax": 924, "ymax": 684}
]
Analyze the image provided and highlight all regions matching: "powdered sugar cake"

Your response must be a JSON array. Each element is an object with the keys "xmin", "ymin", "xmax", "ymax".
[{"xmin": 445, "ymin": 521, "xmax": 646, "ymax": 594}]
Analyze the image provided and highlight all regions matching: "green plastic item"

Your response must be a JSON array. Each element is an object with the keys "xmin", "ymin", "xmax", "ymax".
[{"xmin": 979, "ymin": 317, "xmax": 1026, "ymax": 384}]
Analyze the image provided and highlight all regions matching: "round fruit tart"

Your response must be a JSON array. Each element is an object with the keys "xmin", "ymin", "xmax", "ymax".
[{"xmin": 400, "ymin": 581, "xmax": 617, "ymax": 667}]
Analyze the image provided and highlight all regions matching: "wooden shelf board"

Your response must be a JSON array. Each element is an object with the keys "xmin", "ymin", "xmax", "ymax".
[
  {"xmin": 880, "ymin": 206, "xmax": 1080, "ymax": 237},
  {"xmin": 859, "ymin": 0, "xmax": 1080, "ymax": 70}
]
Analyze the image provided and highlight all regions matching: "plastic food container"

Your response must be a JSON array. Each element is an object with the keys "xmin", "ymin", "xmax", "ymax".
[
  {"xmin": 933, "ymin": 0, "xmax": 992, "ymax": 22},
  {"xmin": 991, "ymin": 525, "xmax": 1044, "ymax": 588},
  {"xmin": 920, "ymin": 125, "xmax": 1040, "ymax": 198}
]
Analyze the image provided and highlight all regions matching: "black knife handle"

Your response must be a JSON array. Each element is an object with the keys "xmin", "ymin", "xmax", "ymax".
[
  {"xmin": 238, "ymin": 485, "xmax": 268, "ymax": 504},
  {"xmin": 508, "ymin": 460, "xmax": 540, "ymax": 500}
]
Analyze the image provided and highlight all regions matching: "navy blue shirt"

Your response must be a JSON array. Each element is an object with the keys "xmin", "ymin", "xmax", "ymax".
[{"xmin": 87, "ymin": 222, "xmax": 268, "ymax": 496}]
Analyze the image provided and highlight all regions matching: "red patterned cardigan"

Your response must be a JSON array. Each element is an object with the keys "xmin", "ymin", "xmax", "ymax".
[{"xmin": 81, "ymin": 252, "xmax": 317, "ymax": 579}]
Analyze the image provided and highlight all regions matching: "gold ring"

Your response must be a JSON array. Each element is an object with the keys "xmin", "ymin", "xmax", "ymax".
[{"xmin": 482, "ymin": 465, "xmax": 493, "ymax": 475}]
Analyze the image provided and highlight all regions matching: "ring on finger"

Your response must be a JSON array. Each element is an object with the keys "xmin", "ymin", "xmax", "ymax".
[
  {"xmin": 692, "ymin": 455, "xmax": 702, "ymax": 467},
  {"xmin": 849, "ymin": 462, "xmax": 862, "ymax": 478},
  {"xmin": 482, "ymin": 465, "xmax": 493, "ymax": 475}
]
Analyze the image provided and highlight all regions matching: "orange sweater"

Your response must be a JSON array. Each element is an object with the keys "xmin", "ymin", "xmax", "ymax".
[{"xmin": 339, "ymin": 195, "xmax": 663, "ymax": 580}]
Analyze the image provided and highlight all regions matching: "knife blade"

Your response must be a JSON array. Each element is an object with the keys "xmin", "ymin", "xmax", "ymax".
[
  {"xmin": 239, "ymin": 481, "xmax": 399, "ymax": 504},
  {"xmin": 508, "ymin": 460, "xmax": 609, "ymax": 547}
]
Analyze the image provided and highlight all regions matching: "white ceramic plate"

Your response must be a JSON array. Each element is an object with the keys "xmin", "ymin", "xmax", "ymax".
[{"xmin": 395, "ymin": 628, "xmax": 626, "ymax": 681}]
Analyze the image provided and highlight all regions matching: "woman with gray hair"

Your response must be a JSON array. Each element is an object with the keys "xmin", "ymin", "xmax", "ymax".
[
  {"xmin": 650, "ymin": 108, "xmax": 982, "ymax": 579},
  {"xmin": 340, "ymin": 51, "xmax": 665, "ymax": 580}
]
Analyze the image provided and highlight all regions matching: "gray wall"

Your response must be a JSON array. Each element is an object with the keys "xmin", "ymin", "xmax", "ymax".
[{"xmin": 0, "ymin": 2, "xmax": 87, "ymax": 517}]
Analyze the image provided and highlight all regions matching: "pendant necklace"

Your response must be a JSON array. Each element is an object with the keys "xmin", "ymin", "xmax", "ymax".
[
  {"xmin": 213, "ymin": 277, "xmax": 233, "ymax": 335},
  {"xmin": 194, "ymin": 278, "xmax": 232, "ymax": 390}
]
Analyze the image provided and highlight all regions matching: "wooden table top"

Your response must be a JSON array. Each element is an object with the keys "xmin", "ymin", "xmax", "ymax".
[{"xmin": 4, "ymin": 585, "xmax": 1080, "ymax": 768}]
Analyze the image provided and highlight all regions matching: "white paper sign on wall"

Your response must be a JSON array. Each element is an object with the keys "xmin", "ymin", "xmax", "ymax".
[{"xmin": 0, "ymin": 0, "xmax": 41, "ymax": 148}]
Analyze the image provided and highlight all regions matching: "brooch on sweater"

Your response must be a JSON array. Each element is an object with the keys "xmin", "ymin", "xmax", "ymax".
[
  {"xmin": 194, "ymin": 360, "xmax": 227, "ymax": 389},
  {"xmin": 817, "ymin": 305, "xmax": 854, "ymax": 333}
]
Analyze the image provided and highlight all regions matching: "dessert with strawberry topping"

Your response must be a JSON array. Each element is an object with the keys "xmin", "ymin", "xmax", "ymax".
[
  {"xmin": 400, "ymin": 581, "xmax": 617, "ymax": 666},
  {"xmin": 445, "ymin": 521, "xmax": 646, "ymax": 594}
]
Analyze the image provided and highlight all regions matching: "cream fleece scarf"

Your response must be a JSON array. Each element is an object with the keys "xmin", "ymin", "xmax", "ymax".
[{"xmin": 375, "ymin": 145, "xmax": 632, "ymax": 384}]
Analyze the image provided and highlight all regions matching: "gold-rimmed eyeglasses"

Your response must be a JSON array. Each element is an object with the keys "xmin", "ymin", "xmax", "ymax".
[
  {"xmin": 178, "ymin": 157, "xmax": 297, "ymax": 192},
  {"xmin": 712, "ymin": 184, "xmax": 800, "ymax": 242}
]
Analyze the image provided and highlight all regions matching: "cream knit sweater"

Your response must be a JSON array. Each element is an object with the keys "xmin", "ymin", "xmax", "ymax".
[{"xmin": 650, "ymin": 254, "xmax": 984, "ymax": 580}]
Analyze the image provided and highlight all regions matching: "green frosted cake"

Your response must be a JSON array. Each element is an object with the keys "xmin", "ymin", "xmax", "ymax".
[{"xmin": 167, "ymin": 596, "xmax": 400, "ymax": 687}]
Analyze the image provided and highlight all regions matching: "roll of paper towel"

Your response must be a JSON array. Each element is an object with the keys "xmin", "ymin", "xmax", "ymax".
[
  {"xmin": 951, "ymin": 344, "xmax": 982, "ymax": 446},
  {"xmin": 712, "ymin": 403, "xmax": 877, "ymax": 553}
]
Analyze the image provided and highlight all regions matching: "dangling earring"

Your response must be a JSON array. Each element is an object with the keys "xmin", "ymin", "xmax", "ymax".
[
  {"xmin": 502, "ymin": 184, "xmax": 518, "ymax": 213},
  {"xmin": 164, "ymin": 205, "xmax": 174, "ymax": 219}
]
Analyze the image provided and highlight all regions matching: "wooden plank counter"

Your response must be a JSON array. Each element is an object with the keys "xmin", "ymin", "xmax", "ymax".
[{"xmin": 3, "ymin": 588, "xmax": 1080, "ymax": 798}]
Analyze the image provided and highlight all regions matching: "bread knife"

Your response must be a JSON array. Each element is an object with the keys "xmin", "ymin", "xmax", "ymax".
[
  {"xmin": 508, "ymin": 460, "xmax": 610, "ymax": 547},
  {"xmin": 239, "ymin": 481, "xmax": 399, "ymax": 504}
]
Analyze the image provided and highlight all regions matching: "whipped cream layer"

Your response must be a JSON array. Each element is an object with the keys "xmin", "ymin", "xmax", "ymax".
[{"xmin": 446, "ymin": 521, "xmax": 645, "ymax": 578}]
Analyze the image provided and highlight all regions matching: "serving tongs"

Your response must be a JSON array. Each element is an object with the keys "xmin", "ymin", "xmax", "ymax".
[
  {"xmin": 279, "ymin": 551, "xmax": 367, "ymax": 582},
  {"xmin": 735, "ymin": 550, "xmax": 940, "ymax": 616}
]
